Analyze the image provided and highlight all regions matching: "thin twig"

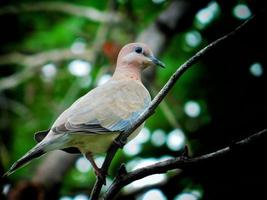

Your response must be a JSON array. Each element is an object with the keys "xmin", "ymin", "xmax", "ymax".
[
  {"xmin": 90, "ymin": 15, "xmax": 255, "ymax": 200},
  {"xmin": 0, "ymin": 2, "xmax": 120, "ymax": 23},
  {"xmin": 104, "ymin": 128, "xmax": 267, "ymax": 199}
]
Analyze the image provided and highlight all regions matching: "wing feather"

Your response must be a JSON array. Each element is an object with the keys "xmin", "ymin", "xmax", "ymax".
[{"xmin": 52, "ymin": 80, "xmax": 151, "ymax": 135}]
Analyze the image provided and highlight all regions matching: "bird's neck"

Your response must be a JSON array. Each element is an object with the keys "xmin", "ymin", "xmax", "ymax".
[{"xmin": 112, "ymin": 64, "xmax": 142, "ymax": 81}]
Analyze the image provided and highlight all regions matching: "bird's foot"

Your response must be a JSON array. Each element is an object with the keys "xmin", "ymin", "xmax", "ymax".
[{"xmin": 85, "ymin": 152, "xmax": 106, "ymax": 184}]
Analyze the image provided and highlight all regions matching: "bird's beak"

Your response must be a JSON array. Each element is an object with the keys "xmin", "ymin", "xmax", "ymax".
[{"xmin": 148, "ymin": 55, "xmax": 165, "ymax": 68}]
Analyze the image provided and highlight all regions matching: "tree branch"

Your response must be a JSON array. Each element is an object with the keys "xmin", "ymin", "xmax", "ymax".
[
  {"xmin": 0, "ymin": 48, "xmax": 94, "ymax": 91},
  {"xmin": 90, "ymin": 16, "xmax": 255, "ymax": 200},
  {"xmin": 104, "ymin": 128, "xmax": 267, "ymax": 199},
  {"xmin": 0, "ymin": 2, "xmax": 120, "ymax": 23}
]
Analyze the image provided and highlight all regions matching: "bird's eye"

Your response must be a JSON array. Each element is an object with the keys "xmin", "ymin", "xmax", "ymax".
[{"xmin": 135, "ymin": 47, "xmax": 143, "ymax": 54}]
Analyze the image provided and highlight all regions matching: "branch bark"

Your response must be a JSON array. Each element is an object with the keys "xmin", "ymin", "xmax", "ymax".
[
  {"xmin": 90, "ymin": 16, "xmax": 255, "ymax": 200},
  {"xmin": 0, "ymin": 2, "xmax": 120, "ymax": 23},
  {"xmin": 104, "ymin": 128, "xmax": 267, "ymax": 199}
]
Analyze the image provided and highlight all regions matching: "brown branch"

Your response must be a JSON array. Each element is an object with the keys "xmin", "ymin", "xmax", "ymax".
[
  {"xmin": 0, "ymin": 2, "xmax": 120, "ymax": 23},
  {"xmin": 90, "ymin": 13, "xmax": 255, "ymax": 200},
  {"xmin": 104, "ymin": 128, "xmax": 267, "ymax": 199}
]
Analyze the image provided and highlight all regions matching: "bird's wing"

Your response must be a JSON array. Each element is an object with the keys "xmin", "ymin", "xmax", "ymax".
[{"xmin": 52, "ymin": 80, "xmax": 151, "ymax": 135}]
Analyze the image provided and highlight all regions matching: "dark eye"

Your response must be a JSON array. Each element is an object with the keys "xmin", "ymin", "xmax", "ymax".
[{"xmin": 135, "ymin": 46, "xmax": 143, "ymax": 54}]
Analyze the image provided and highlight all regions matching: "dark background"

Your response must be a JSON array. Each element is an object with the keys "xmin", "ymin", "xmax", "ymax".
[{"xmin": 0, "ymin": 0, "xmax": 266, "ymax": 199}]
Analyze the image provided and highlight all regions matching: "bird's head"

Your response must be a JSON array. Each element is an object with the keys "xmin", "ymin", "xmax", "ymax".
[{"xmin": 116, "ymin": 43, "xmax": 165, "ymax": 70}]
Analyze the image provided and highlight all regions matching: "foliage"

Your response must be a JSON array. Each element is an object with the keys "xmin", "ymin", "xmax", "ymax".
[{"xmin": 0, "ymin": 0, "xmax": 266, "ymax": 200}]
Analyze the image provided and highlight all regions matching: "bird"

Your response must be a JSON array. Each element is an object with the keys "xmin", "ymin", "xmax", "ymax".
[{"xmin": 3, "ymin": 42, "xmax": 165, "ymax": 178}]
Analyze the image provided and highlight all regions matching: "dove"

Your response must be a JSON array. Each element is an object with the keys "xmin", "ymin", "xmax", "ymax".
[{"xmin": 3, "ymin": 42, "xmax": 165, "ymax": 178}]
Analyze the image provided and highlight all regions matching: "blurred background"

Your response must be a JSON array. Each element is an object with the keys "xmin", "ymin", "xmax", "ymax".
[{"xmin": 0, "ymin": 0, "xmax": 267, "ymax": 200}]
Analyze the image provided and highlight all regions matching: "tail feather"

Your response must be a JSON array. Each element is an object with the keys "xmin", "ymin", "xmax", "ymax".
[{"xmin": 3, "ymin": 145, "xmax": 46, "ymax": 177}]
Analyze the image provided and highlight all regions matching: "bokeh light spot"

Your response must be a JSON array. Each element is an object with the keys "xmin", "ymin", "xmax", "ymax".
[
  {"xmin": 125, "ymin": 158, "xmax": 167, "ymax": 190},
  {"xmin": 59, "ymin": 196, "xmax": 72, "ymax": 200},
  {"xmin": 124, "ymin": 140, "xmax": 142, "ymax": 156},
  {"xmin": 78, "ymin": 76, "xmax": 92, "ymax": 88},
  {"xmin": 184, "ymin": 101, "xmax": 201, "ymax": 118},
  {"xmin": 97, "ymin": 74, "xmax": 112, "ymax": 86},
  {"xmin": 124, "ymin": 127, "xmax": 150, "ymax": 156},
  {"xmin": 126, "ymin": 158, "xmax": 141, "ymax": 171},
  {"xmin": 73, "ymin": 194, "xmax": 89, "ymax": 200},
  {"xmin": 41, "ymin": 63, "xmax": 57, "ymax": 81},
  {"xmin": 167, "ymin": 129, "xmax": 185, "ymax": 151},
  {"xmin": 95, "ymin": 156, "xmax": 105, "ymax": 167},
  {"xmin": 151, "ymin": 129, "xmax": 166, "ymax": 147},
  {"xmin": 195, "ymin": 2, "xmax": 220, "ymax": 28},
  {"xmin": 71, "ymin": 38, "xmax": 86, "ymax": 54},
  {"xmin": 2, "ymin": 184, "xmax": 11, "ymax": 195},
  {"xmin": 134, "ymin": 127, "xmax": 151, "ymax": 144},
  {"xmin": 131, "ymin": 174, "xmax": 166, "ymax": 189},
  {"xmin": 68, "ymin": 60, "xmax": 91, "ymax": 77},
  {"xmin": 233, "ymin": 4, "xmax": 252, "ymax": 20},
  {"xmin": 101, "ymin": 177, "xmax": 113, "ymax": 191},
  {"xmin": 75, "ymin": 156, "xmax": 91, "ymax": 173},
  {"xmin": 185, "ymin": 31, "xmax": 202, "ymax": 48},
  {"xmin": 174, "ymin": 190, "xmax": 202, "ymax": 200},
  {"xmin": 152, "ymin": 0, "xmax": 165, "ymax": 4},
  {"xmin": 249, "ymin": 62, "xmax": 263, "ymax": 77},
  {"xmin": 139, "ymin": 189, "xmax": 167, "ymax": 200}
]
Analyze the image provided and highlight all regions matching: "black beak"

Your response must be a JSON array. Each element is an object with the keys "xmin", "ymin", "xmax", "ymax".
[{"xmin": 148, "ymin": 55, "xmax": 165, "ymax": 68}]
